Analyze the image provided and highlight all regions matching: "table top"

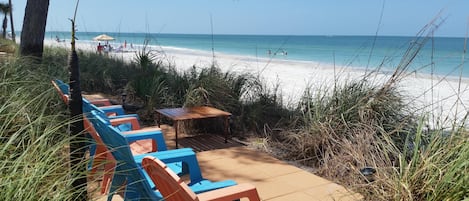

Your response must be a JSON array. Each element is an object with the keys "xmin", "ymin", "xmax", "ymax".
[{"xmin": 156, "ymin": 106, "xmax": 231, "ymax": 121}]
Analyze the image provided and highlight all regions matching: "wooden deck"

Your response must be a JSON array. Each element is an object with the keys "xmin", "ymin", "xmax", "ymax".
[
  {"xmin": 177, "ymin": 134, "xmax": 244, "ymax": 152},
  {"xmin": 92, "ymin": 124, "xmax": 362, "ymax": 201}
]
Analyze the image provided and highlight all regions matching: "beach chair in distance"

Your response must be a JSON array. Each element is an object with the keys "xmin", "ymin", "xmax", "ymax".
[
  {"xmin": 82, "ymin": 97, "xmax": 148, "ymax": 133},
  {"xmin": 88, "ymin": 107, "xmax": 161, "ymax": 140},
  {"xmin": 82, "ymin": 97, "xmax": 130, "ymax": 118},
  {"xmin": 89, "ymin": 110, "xmax": 237, "ymax": 200},
  {"xmin": 142, "ymin": 156, "xmax": 261, "ymax": 201},
  {"xmin": 86, "ymin": 102, "xmax": 164, "ymax": 155},
  {"xmin": 51, "ymin": 79, "xmax": 128, "ymax": 118},
  {"xmin": 51, "ymin": 79, "xmax": 113, "ymax": 106},
  {"xmin": 52, "ymin": 79, "xmax": 138, "ymax": 123}
]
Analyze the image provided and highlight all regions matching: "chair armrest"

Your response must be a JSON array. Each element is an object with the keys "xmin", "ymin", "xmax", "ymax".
[
  {"xmin": 109, "ymin": 117, "xmax": 141, "ymax": 130},
  {"xmin": 51, "ymin": 80, "xmax": 70, "ymax": 104},
  {"xmin": 140, "ymin": 151, "xmax": 207, "ymax": 184},
  {"xmin": 107, "ymin": 114, "xmax": 140, "ymax": 120},
  {"xmin": 122, "ymin": 126, "xmax": 161, "ymax": 134},
  {"xmin": 99, "ymin": 105, "xmax": 126, "ymax": 116},
  {"xmin": 89, "ymin": 99, "xmax": 112, "ymax": 106},
  {"xmin": 62, "ymin": 94, "xmax": 69, "ymax": 104},
  {"xmin": 124, "ymin": 130, "xmax": 168, "ymax": 151}
]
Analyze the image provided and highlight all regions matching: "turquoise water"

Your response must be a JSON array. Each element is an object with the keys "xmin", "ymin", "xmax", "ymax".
[{"xmin": 47, "ymin": 31, "xmax": 468, "ymax": 77}]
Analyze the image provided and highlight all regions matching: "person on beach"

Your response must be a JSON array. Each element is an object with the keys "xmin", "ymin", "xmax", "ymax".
[
  {"xmin": 97, "ymin": 43, "xmax": 103, "ymax": 54},
  {"xmin": 55, "ymin": 35, "xmax": 64, "ymax": 42}
]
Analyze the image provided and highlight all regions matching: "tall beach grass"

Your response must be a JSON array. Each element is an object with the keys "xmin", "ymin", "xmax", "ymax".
[
  {"xmin": 0, "ymin": 56, "xmax": 93, "ymax": 200},
  {"xmin": 266, "ymin": 21, "xmax": 469, "ymax": 200}
]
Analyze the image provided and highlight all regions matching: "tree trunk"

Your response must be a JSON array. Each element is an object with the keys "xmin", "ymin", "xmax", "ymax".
[
  {"xmin": 68, "ymin": 49, "xmax": 87, "ymax": 200},
  {"xmin": 2, "ymin": 15, "xmax": 7, "ymax": 39},
  {"xmin": 9, "ymin": 0, "xmax": 15, "ymax": 42},
  {"xmin": 69, "ymin": 18, "xmax": 87, "ymax": 200},
  {"xmin": 19, "ymin": 0, "xmax": 49, "ymax": 58}
]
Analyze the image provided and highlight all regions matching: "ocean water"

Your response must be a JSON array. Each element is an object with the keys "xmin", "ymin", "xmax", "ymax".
[{"xmin": 47, "ymin": 31, "xmax": 468, "ymax": 77}]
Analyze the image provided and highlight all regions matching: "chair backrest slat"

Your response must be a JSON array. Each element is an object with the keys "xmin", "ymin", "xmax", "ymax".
[
  {"xmin": 143, "ymin": 157, "xmax": 198, "ymax": 201},
  {"xmin": 88, "ymin": 111, "xmax": 157, "ymax": 199},
  {"xmin": 51, "ymin": 79, "xmax": 69, "ymax": 104},
  {"xmin": 53, "ymin": 79, "xmax": 70, "ymax": 94}
]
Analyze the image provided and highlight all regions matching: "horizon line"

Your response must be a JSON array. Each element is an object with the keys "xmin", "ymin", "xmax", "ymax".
[{"xmin": 39, "ymin": 30, "xmax": 466, "ymax": 38}]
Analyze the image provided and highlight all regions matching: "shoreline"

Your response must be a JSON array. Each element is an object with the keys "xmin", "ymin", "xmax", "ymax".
[
  {"xmin": 48, "ymin": 38, "xmax": 469, "ymax": 83},
  {"xmin": 45, "ymin": 39, "xmax": 469, "ymax": 126}
]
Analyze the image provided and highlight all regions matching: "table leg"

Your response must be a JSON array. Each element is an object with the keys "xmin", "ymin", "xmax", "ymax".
[
  {"xmin": 174, "ymin": 121, "xmax": 179, "ymax": 148},
  {"xmin": 224, "ymin": 116, "xmax": 230, "ymax": 143},
  {"xmin": 156, "ymin": 113, "xmax": 161, "ymax": 127}
]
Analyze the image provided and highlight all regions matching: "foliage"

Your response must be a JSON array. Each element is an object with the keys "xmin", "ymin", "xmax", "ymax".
[
  {"xmin": 0, "ymin": 57, "xmax": 91, "ymax": 200},
  {"xmin": 0, "ymin": 2, "xmax": 10, "ymax": 39},
  {"xmin": 0, "ymin": 38, "xmax": 16, "ymax": 53},
  {"xmin": 279, "ymin": 78, "xmax": 416, "ymax": 164},
  {"xmin": 266, "ymin": 19, "xmax": 469, "ymax": 201},
  {"xmin": 322, "ymin": 119, "xmax": 469, "ymax": 201}
]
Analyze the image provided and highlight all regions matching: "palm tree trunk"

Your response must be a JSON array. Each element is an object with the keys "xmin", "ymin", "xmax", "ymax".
[
  {"xmin": 68, "ymin": 48, "xmax": 87, "ymax": 201},
  {"xmin": 9, "ymin": 0, "xmax": 15, "ymax": 42},
  {"xmin": 2, "ymin": 15, "xmax": 7, "ymax": 39},
  {"xmin": 19, "ymin": 0, "xmax": 49, "ymax": 58},
  {"xmin": 69, "ymin": 18, "xmax": 87, "ymax": 200}
]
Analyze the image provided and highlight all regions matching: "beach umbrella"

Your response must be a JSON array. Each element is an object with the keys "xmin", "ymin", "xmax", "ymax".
[{"xmin": 93, "ymin": 34, "xmax": 114, "ymax": 41}]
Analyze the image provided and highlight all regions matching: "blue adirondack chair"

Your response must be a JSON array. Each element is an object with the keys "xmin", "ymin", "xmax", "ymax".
[
  {"xmin": 52, "ymin": 79, "xmax": 70, "ymax": 96},
  {"xmin": 52, "ymin": 79, "xmax": 129, "ymax": 118},
  {"xmin": 80, "ymin": 96, "xmax": 139, "ymax": 121},
  {"xmin": 51, "ymin": 79, "xmax": 156, "ymax": 177},
  {"xmin": 89, "ymin": 110, "xmax": 237, "ymax": 200},
  {"xmin": 52, "ymin": 79, "xmax": 135, "ymax": 172},
  {"xmin": 52, "ymin": 79, "xmax": 112, "ymax": 105},
  {"xmin": 84, "ymin": 115, "xmax": 195, "ymax": 194}
]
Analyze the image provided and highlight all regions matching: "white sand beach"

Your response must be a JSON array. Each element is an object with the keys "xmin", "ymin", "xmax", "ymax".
[{"xmin": 46, "ymin": 39, "xmax": 469, "ymax": 128}]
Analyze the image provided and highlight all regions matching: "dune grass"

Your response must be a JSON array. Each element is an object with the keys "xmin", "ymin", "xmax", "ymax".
[
  {"xmin": 274, "ymin": 75, "xmax": 468, "ymax": 200},
  {"xmin": 0, "ymin": 57, "xmax": 92, "ymax": 200},
  {"xmin": 0, "ymin": 38, "xmax": 17, "ymax": 53},
  {"xmin": 267, "ymin": 22, "xmax": 469, "ymax": 200}
]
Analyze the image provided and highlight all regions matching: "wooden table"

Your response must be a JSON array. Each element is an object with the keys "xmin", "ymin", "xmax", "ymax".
[{"xmin": 156, "ymin": 106, "xmax": 232, "ymax": 148}]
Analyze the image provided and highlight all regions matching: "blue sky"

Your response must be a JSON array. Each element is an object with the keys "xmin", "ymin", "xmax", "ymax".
[{"xmin": 10, "ymin": 0, "xmax": 469, "ymax": 37}]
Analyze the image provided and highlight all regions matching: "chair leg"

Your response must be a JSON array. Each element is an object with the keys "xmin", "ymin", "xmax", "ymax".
[
  {"xmin": 101, "ymin": 155, "xmax": 116, "ymax": 194},
  {"xmin": 90, "ymin": 149, "xmax": 107, "ymax": 175}
]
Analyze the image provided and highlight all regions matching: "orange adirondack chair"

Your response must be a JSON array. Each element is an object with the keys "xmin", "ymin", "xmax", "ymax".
[{"xmin": 142, "ymin": 156, "xmax": 261, "ymax": 201}]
